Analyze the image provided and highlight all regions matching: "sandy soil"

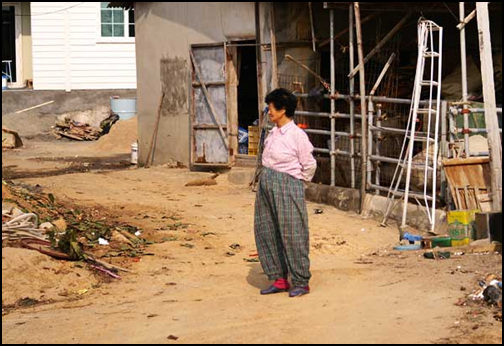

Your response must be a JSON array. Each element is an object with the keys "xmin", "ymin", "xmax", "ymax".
[{"xmin": 2, "ymin": 139, "xmax": 502, "ymax": 344}]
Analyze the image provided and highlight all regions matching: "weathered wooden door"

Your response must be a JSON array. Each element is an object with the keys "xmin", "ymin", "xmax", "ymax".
[{"xmin": 190, "ymin": 43, "xmax": 231, "ymax": 167}]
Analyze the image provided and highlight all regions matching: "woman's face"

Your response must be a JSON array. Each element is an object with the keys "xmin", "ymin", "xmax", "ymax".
[{"xmin": 268, "ymin": 103, "xmax": 286, "ymax": 124}]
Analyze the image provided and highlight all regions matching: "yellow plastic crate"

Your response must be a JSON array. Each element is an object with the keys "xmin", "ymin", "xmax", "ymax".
[
  {"xmin": 248, "ymin": 126, "xmax": 259, "ymax": 135},
  {"xmin": 451, "ymin": 238, "xmax": 471, "ymax": 247},
  {"xmin": 447, "ymin": 210, "xmax": 478, "ymax": 225}
]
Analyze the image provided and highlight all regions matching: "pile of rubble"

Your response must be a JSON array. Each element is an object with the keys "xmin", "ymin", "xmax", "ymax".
[
  {"xmin": 2, "ymin": 181, "xmax": 151, "ymax": 279},
  {"xmin": 53, "ymin": 113, "xmax": 119, "ymax": 141},
  {"xmin": 2, "ymin": 127, "xmax": 23, "ymax": 149},
  {"xmin": 457, "ymin": 273, "xmax": 503, "ymax": 322}
]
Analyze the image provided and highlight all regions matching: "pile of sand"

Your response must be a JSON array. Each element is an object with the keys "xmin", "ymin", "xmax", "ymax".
[
  {"xmin": 1, "ymin": 247, "xmax": 97, "ymax": 306},
  {"xmin": 94, "ymin": 116, "xmax": 138, "ymax": 153}
]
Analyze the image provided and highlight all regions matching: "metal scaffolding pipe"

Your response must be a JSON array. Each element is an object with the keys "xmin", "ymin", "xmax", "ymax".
[
  {"xmin": 295, "ymin": 110, "xmax": 362, "ymax": 119},
  {"xmin": 451, "ymin": 128, "xmax": 503, "ymax": 134},
  {"xmin": 313, "ymin": 148, "xmax": 355, "ymax": 157},
  {"xmin": 369, "ymin": 184, "xmax": 435, "ymax": 201},
  {"xmin": 349, "ymin": 3, "xmax": 357, "ymax": 189},
  {"xmin": 367, "ymin": 100, "xmax": 374, "ymax": 193},
  {"xmin": 454, "ymin": 108, "xmax": 503, "ymax": 113},
  {"xmin": 375, "ymin": 104, "xmax": 383, "ymax": 194},
  {"xmin": 294, "ymin": 93, "xmax": 430, "ymax": 106},
  {"xmin": 330, "ymin": 9, "xmax": 336, "ymax": 186},
  {"xmin": 305, "ymin": 128, "xmax": 360, "ymax": 137},
  {"xmin": 459, "ymin": 2, "xmax": 470, "ymax": 157}
]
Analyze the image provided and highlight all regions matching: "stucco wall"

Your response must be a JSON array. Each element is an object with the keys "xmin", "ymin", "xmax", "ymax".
[{"xmin": 135, "ymin": 2, "xmax": 255, "ymax": 166}]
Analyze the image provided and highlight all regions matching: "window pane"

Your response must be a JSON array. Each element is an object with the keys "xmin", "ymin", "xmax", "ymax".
[
  {"xmin": 101, "ymin": 2, "xmax": 110, "ymax": 9},
  {"xmin": 113, "ymin": 24, "xmax": 124, "ymax": 37},
  {"xmin": 129, "ymin": 24, "xmax": 135, "ymax": 37},
  {"xmin": 101, "ymin": 10, "xmax": 112, "ymax": 24},
  {"xmin": 101, "ymin": 24, "xmax": 113, "ymax": 37},
  {"xmin": 113, "ymin": 10, "xmax": 124, "ymax": 23}
]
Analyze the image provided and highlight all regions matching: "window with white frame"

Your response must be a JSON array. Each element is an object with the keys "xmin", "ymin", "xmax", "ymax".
[{"xmin": 100, "ymin": 2, "xmax": 134, "ymax": 38}]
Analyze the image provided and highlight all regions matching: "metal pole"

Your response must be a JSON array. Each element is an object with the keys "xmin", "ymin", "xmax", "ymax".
[
  {"xmin": 375, "ymin": 104, "xmax": 383, "ymax": 194},
  {"xmin": 441, "ymin": 100, "xmax": 451, "ymax": 206},
  {"xmin": 349, "ymin": 4, "xmax": 356, "ymax": 189},
  {"xmin": 330, "ymin": 9, "xmax": 336, "ymax": 186},
  {"xmin": 476, "ymin": 2, "xmax": 502, "ymax": 211},
  {"xmin": 354, "ymin": 2, "xmax": 368, "ymax": 213},
  {"xmin": 367, "ymin": 99, "xmax": 374, "ymax": 194},
  {"xmin": 459, "ymin": 2, "xmax": 470, "ymax": 157}
]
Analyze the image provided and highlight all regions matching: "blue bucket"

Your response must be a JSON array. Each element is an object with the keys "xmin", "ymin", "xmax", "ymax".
[{"xmin": 110, "ymin": 97, "xmax": 137, "ymax": 120}]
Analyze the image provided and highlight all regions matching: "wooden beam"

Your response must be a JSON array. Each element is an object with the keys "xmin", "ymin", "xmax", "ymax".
[
  {"xmin": 348, "ymin": 12, "xmax": 412, "ymax": 79},
  {"xmin": 269, "ymin": 3, "xmax": 278, "ymax": 90},
  {"xmin": 319, "ymin": 13, "xmax": 378, "ymax": 48},
  {"xmin": 355, "ymin": 2, "xmax": 368, "ymax": 214},
  {"xmin": 476, "ymin": 2, "xmax": 502, "ymax": 211}
]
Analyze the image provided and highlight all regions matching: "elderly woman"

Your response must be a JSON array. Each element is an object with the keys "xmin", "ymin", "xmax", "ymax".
[{"xmin": 255, "ymin": 88, "xmax": 317, "ymax": 298}]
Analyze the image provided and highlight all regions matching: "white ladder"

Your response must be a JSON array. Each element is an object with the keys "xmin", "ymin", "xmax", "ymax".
[{"xmin": 382, "ymin": 19, "xmax": 443, "ymax": 233}]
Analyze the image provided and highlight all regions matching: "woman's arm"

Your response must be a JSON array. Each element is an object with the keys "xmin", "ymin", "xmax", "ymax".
[{"xmin": 297, "ymin": 132, "xmax": 317, "ymax": 182}]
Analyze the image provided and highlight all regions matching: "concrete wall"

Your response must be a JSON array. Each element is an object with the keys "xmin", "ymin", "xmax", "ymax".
[
  {"xmin": 305, "ymin": 182, "xmax": 447, "ymax": 233},
  {"xmin": 2, "ymin": 89, "xmax": 136, "ymax": 139},
  {"xmin": 21, "ymin": 2, "xmax": 32, "ymax": 82},
  {"xmin": 135, "ymin": 2, "xmax": 255, "ymax": 166}
]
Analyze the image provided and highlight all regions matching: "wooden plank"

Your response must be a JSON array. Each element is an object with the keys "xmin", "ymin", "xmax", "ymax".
[
  {"xmin": 355, "ymin": 2, "xmax": 368, "ymax": 214},
  {"xmin": 226, "ymin": 45, "xmax": 239, "ymax": 166},
  {"xmin": 349, "ymin": 12, "xmax": 412, "ymax": 79},
  {"xmin": 476, "ymin": 2, "xmax": 502, "ymax": 211},
  {"xmin": 192, "ymin": 81, "xmax": 226, "ymax": 87},
  {"xmin": 269, "ymin": 3, "xmax": 278, "ymax": 89},
  {"xmin": 319, "ymin": 13, "xmax": 377, "ymax": 48},
  {"xmin": 193, "ymin": 125, "xmax": 229, "ymax": 130},
  {"xmin": 443, "ymin": 157, "xmax": 492, "ymax": 210},
  {"xmin": 443, "ymin": 157, "xmax": 490, "ymax": 166}
]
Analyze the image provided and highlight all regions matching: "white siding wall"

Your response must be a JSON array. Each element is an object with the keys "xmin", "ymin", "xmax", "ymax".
[{"xmin": 31, "ymin": 2, "xmax": 136, "ymax": 90}]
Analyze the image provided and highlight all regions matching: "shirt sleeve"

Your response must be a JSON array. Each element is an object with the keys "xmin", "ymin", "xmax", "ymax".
[{"xmin": 297, "ymin": 131, "xmax": 317, "ymax": 181}]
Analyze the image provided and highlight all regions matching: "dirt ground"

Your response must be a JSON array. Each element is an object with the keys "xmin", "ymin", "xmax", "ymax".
[{"xmin": 2, "ymin": 138, "xmax": 502, "ymax": 344}]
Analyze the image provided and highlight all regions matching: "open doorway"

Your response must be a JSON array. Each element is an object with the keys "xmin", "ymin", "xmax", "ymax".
[
  {"xmin": 2, "ymin": 5, "xmax": 17, "ymax": 83},
  {"xmin": 237, "ymin": 44, "xmax": 259, "ymax": 128},
  {"xmin": 236, "ymin": 42, "xmax": 259, "ymax": 157}
]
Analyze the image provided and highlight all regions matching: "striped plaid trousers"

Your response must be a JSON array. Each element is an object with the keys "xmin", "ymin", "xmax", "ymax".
[{"xmin": 254, "ymin": 167, "xmax": 311, "ymax": 287}]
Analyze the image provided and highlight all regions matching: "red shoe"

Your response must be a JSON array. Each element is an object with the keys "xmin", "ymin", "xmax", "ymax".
[{"xmin": 260, "ymin": 278, "xmax": 290, "ymax": 295}]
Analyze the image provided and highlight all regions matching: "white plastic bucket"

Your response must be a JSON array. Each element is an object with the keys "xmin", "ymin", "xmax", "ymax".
[
  {"xmin": 111, "ymin": 97, "xmax": 137, "ymax": 120},
  {"xmin": 131, "ymin": 141, "xmax": 138, "ymax": 165}
]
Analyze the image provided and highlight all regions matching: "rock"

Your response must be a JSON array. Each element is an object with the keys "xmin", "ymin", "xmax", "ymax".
[
  {"xmin": 470, "ymin": 238, "xmax": 491, "ymax": 246},
  {"xmin": 2, "ymin": 127, "xmax": 23, "ymax": 149},
  {"xmin": 110, "ymin": 231, "xmax": 133, "ymax": 246},
  {"xmin": 185, "ymin": 177, "xmax": 218, "ymax": 187}
]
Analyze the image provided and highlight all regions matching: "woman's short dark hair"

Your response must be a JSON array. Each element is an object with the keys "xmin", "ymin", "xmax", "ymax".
[{"xmin": 265, "ymin": 88, "xmax": 297, "ymax": 118}]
